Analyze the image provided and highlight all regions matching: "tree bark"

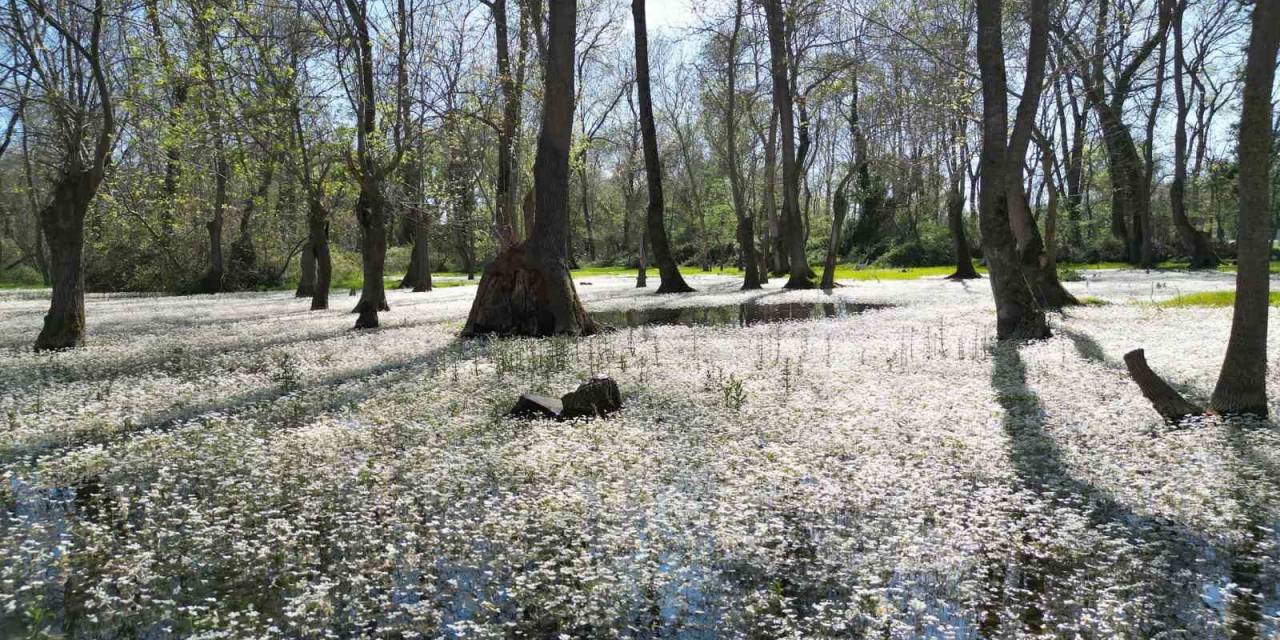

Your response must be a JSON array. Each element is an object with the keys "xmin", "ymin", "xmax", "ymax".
[
  {"xmin": 976, "ymin": 0, "xmax": 1049, "ymax": 340},
  {"xmin": 296, "ymin": 240, "xmax": 315, "ymax": 297},
  {"xmin": 1004, "ymin": 0, "xmax": 1074, "ymax": 308},
  {"xmin": 462, "ymin": 0, "xmax": 598, "ymax": 337},
  {"xmin": 308, "ymin": 202, "xmax": 331, "ymax": 311},
  {"xmin": 633, "ymin": 0, "xmax": 693, "ymax": 293},
  {"xmin": 1210, "ymin": 0, "xmax": 1277, "ymax": 415},
  {"xmin": 345, "ymin": 0, "xmax": 391, "ymax": 329},
  {"xmin": 763, "ymin": 0, "xmax": 813, "ymax": 289},
  {"xmin": 946, "ymin": 173, "xmax": 980, "ymax": 280},
  {"xmin": 36, "ymin": 182, "xmax": 91, "ymax": 351},
  {"xmin": 1124, "ymin": 349, "xmax": 1204, "ymax": 422},
  {"xmin": 34, "ymin": 0, "xmax": 112, "ymax": 351},
  {"xmin": 489, "ymin": 0, "xmax": 521, "ymax": 250}
]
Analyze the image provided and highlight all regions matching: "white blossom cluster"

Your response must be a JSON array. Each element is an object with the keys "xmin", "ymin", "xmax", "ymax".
[{"xmin": 1, "ymin": 269, "xmax": 1277, "ymax": 638}]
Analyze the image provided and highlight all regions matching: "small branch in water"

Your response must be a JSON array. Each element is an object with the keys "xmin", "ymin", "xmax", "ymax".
[{"xmin": 1123, "ymin": 348, "xmax": 1204, "ymax": 422}]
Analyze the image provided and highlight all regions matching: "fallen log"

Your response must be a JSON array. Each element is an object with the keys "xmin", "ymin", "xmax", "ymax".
[{"xmin": 1123, "ymin": 349, "xmax": 1204, "ymax": 422}]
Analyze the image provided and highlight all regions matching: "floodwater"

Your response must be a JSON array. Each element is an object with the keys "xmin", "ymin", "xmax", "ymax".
[{"xmin": 591, "ymin": 301, "xmax": 891, "ymax": 328}]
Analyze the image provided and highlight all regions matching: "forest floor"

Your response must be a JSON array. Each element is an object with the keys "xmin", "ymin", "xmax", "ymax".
[{"xmin": 2, "ymin": 269, "xmax": 1279, "ymax": 638}]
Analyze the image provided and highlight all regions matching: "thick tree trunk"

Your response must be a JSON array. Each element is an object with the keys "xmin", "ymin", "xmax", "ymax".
[
  {"xmin": 946, "ymin": 176, "xmax": 980, "ymax": 280},
  {"xmin": 296, "ymin": 240, "xmax": 315, "ymax": 298},
  {"xmin": 763, "ymin": 0, "xmax": 813, "ymax": 289},
  {"xmin": 977, "ymin": 0, "xmax": 1049, "ymax": 340},
  {"xmin": 35, "ymin": 177, "xmax": 93, "ymax": 351},
  {"xmin": 633, "ymin": 0, "xmax": 693, "ymax": 294},
  {"xmin": 400, "ymin": 208, "xmax": 433, "ymax": 292},
  {"xmin": 1210, "ymin": 0, "xmax": 1277, "ymax": 415},
  {"xmin": 353, "ymin": 186, "xmax": 389, "ymax": 328},
  {"xmin": 462, "ymin": 0, "xmax": 597, "ymax": 337},
  {"xmin": 310, "ymin": 211, "xmax": 331, "ymax": 311}
]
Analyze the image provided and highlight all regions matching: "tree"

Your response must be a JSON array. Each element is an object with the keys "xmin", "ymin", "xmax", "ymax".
[
  {"xmin": 462, "ymin": 0, "xmax": 598, "ymax": 336},
  {"xmin": 763, "ymin": 0, "xmax": 815, "ymax": 289},
  {"xmin": 1125, "ymin": 0, "xmax": 1277, "ymax": 418},
  {"xmin": 1004, "ymin": 0, "xmax": 1075, "ymax": 308},
  {"xmin": 718, "ymin": 0, "xmax": 762, "ymax": 289},
  {"xmin": 337, "ymin": 0, "xmax": 404, "ymax": 329},
  {"xmin": 1208, "ymin": 0, "xmax": 1277, "ymax": 414},
  {"xmin": 633, "ymin": 0, "xmax": 694, "ymax": 293},
  {"xmin": 8, "ymin": 0, "xmax": 115, "ymax": 351},
  {"xmin": 1168, "ymin": 0, "xmax": 1218, "ymax": 268},
  {"xmin": 483, "ymin": 0, "xmax": 525, "ymax": 252},
  {"xmin": 1056, "ymin": 0, "xmax": 1170, "ymax": 267},
  {"xmin": 976, "ymin": 0, "xmax": 1049, "ymax": 340}
]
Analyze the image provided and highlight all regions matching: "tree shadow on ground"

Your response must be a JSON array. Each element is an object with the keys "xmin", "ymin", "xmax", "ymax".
[
  {"xmin": 3, "ymin": 337, "xmax": 475, "ymax": 468},
  {"xmin": 1057, "ymin": 326, "xmax": 1277, "ymax": 637},
  {"xmin": 987, "ymin": 341, "xmax": 1226, "ymax": 637}
]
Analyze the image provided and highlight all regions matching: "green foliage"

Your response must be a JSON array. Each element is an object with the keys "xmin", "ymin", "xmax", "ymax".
[{"xmin": 1157, "ymin": 290, "xmax": 1280, "ymax": 308}]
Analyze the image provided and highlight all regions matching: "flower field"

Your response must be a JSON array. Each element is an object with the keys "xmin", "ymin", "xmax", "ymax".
[{"xmin": 2, "ymin": 269, "xmax": 1278, "ymax": 638}]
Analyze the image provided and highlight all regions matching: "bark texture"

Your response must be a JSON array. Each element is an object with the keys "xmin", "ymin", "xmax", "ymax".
[
  {"xmin": 763, "ymin": 0, "xmax": 814, "ymax": 289},
  {"xmin": 1210, "ymin": 0, "xmax": 1277, "ymax": 415},
  {"xmin": 976, "ymin": 0, "xmax": 1049, "ymax": 340},
  {"xmin": 461, "ymin": 0, "xmax": 597, "ymax": 337}
]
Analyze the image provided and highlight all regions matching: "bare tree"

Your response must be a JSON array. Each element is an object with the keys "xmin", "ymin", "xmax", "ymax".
[
  {"xmin": 633, "ymin": 0, "xmax": 693, "ymax": 293},
  {"xmin": 976, "ymin": 0, "xmax": 1049, "ymax": 339},
  {"xmin": 6, "ymin": 0, "xmax": 115, "ymax": 350},
  {"xmin": 762, "ymin": 0, "xmax": 814, "ymax": 289},
  {"xmin": 462, "ymin": 0, "xmax": 597, "ymax": 336},
  {"xmin": 1125, "ymin": 0, "xmax": 1277, "ymax": 418}
]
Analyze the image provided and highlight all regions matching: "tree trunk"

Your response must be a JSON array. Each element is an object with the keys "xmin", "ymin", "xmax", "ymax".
[
  {"xmin": 636, "ymin": 220, "xmax": 648, "ymax": 287},
  {"xmin": 35, "ymin": 177, "xmax": 92, "ymax": 351},
  {"xmin": 462, "ymin": 0, "xmax": 597, "ymax": 337},
  {"xmin": 1170, "ymin": 2, "xmax": 1218, "ymax": 269},
  {"xmin": 201, "ymin": 142, "xmax": 227, "ymax": 293},
  {"xmin": 723, "ymin": 0, "xmax": 760, "ymax": 291},
  {"xmin": 1210, "ymin": 0, "xmax": 1277, "ymax": 415},
  {"xmin": 946, "ymin": 174, "xmax": 980, "ymax": 279},
  {"xmin": 1004, "ymin": 0, "xmax": 1074, "ymax": 308},
  {"xmin": 821, "ymin": 171, "xmax": 854, "ymax": 289},
  {"xmin": 296, "ymin": 240, "xmax": 315, "ymax": 297},
  {"xmin": 400, "ymin": 208, "xmax": 433, "ymax": 292},
  {"xmin": 763, "ymin": 0, "xmax": 813, "ymax": 289},
  {"xmin": 353, "ymin": 184, "xmax": 389, "ymax": 328},
  {"xmin": 977, "ymin": 0, "xmax": 1049, "ymax": 340},
  {"xmin": 309, "ymin": 206, "xmax": 331, "ymax": 311},
  {"xmin": 490, "ymin": 0, "xmax": 520, "ymax": 250},
  {"xmin": 1124, "ymin": 349, "xmax": 1204, "ymax": 422},
  {"xmin": 633, "ymin": 0, "xmax": 693, "ymax": 294}
]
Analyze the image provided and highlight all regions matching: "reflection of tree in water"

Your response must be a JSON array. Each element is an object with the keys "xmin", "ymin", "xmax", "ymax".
[
  {"xmin": 592, "ymin": 302, "xmax": 890, "ymax": 329},
  {"xmin": 988, "ymin": 342, "xmax": 1231, "ymax": 637}
]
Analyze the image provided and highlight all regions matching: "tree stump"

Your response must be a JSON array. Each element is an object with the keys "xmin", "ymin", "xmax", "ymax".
[
  {"xmin": 462, "ymin": 245, "xmax": 598, "ymax": 337},
  {"xmin": 561, "ymin": 375, "xmax": 622, "ymax": 419},
  {"xmin": 507, "ymin": 375, "xmax": 622, "ymax": 421}
]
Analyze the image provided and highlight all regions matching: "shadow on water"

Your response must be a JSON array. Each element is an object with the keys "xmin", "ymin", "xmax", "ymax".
[
  {"xmin": 591, "ymin": 301, "xmax": 891, "ymax": 329},
  {"xmin": 987, "ymin": 342, "xmax": 1227, "ymax": 637}
]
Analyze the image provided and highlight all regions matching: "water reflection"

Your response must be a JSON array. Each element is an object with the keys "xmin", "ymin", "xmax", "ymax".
[{"xmin": 591, "ymin": 301, "xmax": 891, "ymax": 328}]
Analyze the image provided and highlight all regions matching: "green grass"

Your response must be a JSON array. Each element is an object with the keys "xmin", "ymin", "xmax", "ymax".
[{"xmin": 1157, "ymin": 290, "xmax": 1280, "ymax": 308}]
